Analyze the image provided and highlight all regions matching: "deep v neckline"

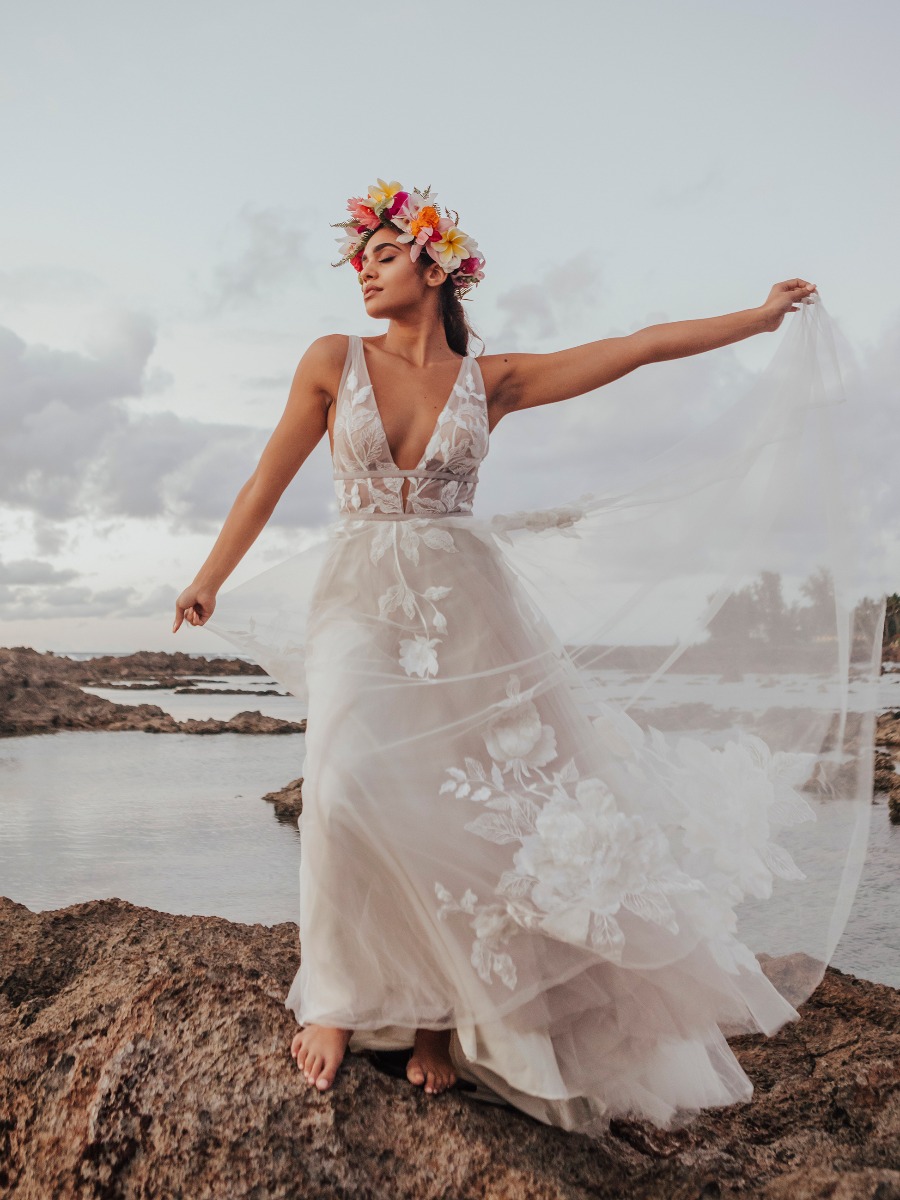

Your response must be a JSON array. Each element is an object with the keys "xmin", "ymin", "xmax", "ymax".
[{"xmin": 357, "ymin": 336, "xmax": 468, "ymax": 472}]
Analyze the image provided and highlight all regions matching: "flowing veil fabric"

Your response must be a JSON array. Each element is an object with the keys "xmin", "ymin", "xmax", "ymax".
[{"xmin": 204, "ymin": 296, "xmax": 885, "ymax": 1134}]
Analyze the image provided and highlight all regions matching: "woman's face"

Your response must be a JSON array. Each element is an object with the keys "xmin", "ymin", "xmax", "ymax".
[{"xmin": 358, "ymin": 225, "xmax": 444, "ymax": 317}]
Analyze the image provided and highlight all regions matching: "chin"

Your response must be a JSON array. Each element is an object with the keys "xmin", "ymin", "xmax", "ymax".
[{"xmin": 364, "ymin": 296, "xmax": 393, "ymax": 318}]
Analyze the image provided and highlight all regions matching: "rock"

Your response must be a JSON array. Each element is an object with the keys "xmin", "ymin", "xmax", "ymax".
[
  {"xmin": 0, "ymin": 648, "xmax": 303, "ymax": 738},
  {"xmin": 1, "ymin": 896, "xmax": 898, "ymax": 1199},
  {"xmin": 262, "ymin": 776, "xmax": 304, "ymax": 824},
  {"xmin": 180, "ymin": 711, "xmax": 305, "ymax": 735}
]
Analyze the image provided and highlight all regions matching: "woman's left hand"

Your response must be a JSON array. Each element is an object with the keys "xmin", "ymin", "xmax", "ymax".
[{"xmin": 759, "ymin": 279, "xmax": 818, "ymax": 331}]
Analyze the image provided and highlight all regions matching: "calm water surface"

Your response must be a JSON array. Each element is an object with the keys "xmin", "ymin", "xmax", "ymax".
[{"xmin": 1, "ymin": 665, "xmax": 897, "ymax": 989}]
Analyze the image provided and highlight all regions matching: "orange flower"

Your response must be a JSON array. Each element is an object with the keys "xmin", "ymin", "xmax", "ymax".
[{"xmin": 410, "ymin": 205, "xmax": 440, "ymax": 240}]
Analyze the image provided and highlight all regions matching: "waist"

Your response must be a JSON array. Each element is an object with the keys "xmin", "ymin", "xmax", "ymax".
[
  {"xmin": 336, "ymin": 510, "xmax": 474, "ymax": 522},
  {"xmin": 333, "ymin": 468, "xmax": 478, "ymax": 484}
]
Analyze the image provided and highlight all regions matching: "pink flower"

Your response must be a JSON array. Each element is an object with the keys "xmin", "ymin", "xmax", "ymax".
[
  {"xmin": 386, "ymin": 191, "xmax": 409, "ymax": 218},
  {"xmin": 459, "ymin": 256, "xmax": 481, "ymax": 275},
  {"xmin": 347, "ymin": 198, "xmax": 380, "ymax": 230}
]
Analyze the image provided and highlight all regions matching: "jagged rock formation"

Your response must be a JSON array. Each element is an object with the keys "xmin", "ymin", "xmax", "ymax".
[{"xmin": 1, "ymin": 896, "xmax": 898, "ymax": 1199}]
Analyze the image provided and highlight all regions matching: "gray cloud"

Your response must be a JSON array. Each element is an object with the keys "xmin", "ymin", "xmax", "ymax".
[
  {"xmin": 0, "ymin": 579, "xmax": 153, "ymax": 621},
  {"xmin": 0, "ymin": 316, "xmax": 334, "ymax": 536},
  {"xmin": 203, "ymin": 203, "xmax": 313, "ymax": 313},
  {"xmin": 0, "ymin": 557, "xmax": 80, "ymax": 585},
  {"xmin": 0, "ymin": 314, "xmax": 152, "ymax": 520}
]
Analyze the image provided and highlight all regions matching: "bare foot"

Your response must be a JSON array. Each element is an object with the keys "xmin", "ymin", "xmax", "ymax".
[
  {"xmin": 406, "ymin": 1028, "xmax": 457, "ymax": 1095},
  {"xmin": 290, "ymin": 1024, "xmax": 353, "ymax": 1092}
]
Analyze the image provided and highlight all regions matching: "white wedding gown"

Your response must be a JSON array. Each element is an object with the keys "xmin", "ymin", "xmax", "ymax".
[{"xmin": 207, "ymin": 302, "xmax": 884, "ymax": 1137}]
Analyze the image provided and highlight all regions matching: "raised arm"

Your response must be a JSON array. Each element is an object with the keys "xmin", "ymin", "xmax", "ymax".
[
  {"xmin": 488, "ymin": 279, "xmax": 817, "ymax": 417},
  {"xmin": 172, "ymin": 334, "xmax": 345, "ymax": 631}
]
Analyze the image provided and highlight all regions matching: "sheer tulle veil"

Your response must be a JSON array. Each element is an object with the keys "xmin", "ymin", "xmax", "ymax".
[{"xmin": 207, "ymin": 293, "xmax": 885, "ymax": 1019}]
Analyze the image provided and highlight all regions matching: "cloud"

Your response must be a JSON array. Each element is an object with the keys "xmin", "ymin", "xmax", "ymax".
[
  {"xmin": 203, "ymin": 203, "xmax": 313, "ymax": 313},
  {"xmin": 490, "ymin": 255, "xmax": 601, "ymax": 349},
  {"xmin": 0, "ymin": 313, "xmax": 154, "ymax": 520},
  {"xmin": 0, "ymin": 557, "xmax": 80, "ymax": 585},
  {"xmin": 0, "ymin": 316, "xmax": 335, "ymax": 537},
  {"xmin": 0, "ymin": 578, "xmax": 164, "ymax": 621}
]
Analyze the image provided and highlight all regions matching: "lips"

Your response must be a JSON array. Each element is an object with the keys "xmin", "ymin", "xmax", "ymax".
[{"xmin": 363, "ymin": 287, "xmax": 381, "ymax": 299}]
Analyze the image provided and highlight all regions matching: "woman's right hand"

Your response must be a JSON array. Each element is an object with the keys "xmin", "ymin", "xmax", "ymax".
[{"xmin": 173, "ymin": 583, "xmax": 217, "ymax": 633}]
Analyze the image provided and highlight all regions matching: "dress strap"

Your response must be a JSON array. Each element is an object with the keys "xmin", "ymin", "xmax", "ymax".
[{"xmin": 335, "ymin": 334, "xmax": 359, "ymax": 414}]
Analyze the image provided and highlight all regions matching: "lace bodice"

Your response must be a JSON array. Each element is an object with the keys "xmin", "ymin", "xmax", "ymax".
[{"xmin": 332, "ymin": 334, "xmax": 489, "ymax": 516}]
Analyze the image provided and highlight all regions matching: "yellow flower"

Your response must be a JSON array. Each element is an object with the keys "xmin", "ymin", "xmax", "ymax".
[
  {"xmin": 431, "ymin": 224, "xmax": 469, "ymax": 270},
  {"xmin": 367, "ymin": 178, "xmax": 404, "ymax": 213}
]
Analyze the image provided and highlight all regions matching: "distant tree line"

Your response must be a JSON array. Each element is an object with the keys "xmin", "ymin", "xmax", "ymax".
[{"xmin": 704, "ymin": 568, "xmax": 890, "ymax": 665}]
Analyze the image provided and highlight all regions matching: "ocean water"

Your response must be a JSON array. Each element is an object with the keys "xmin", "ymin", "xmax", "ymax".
[{"xmin": 1, "ymin": 663, "xmax": 897, "ymax": 990}]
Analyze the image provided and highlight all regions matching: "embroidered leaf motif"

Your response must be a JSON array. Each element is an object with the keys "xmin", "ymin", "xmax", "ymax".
[
  {"xmin": 400, "ymin": 524, "xmax": 421, "ymax": 564},
  {"xmin": 464, "ymin": 756, "xmax": 486, "ymax": 780},
  {"xmin": 496, "ymin": 870, "xmax": 536, "ymax": 899},
  {"xmin": 760, "ymin": 842, "xmax": 806, "ymax": 881},
  {"xmin": 589, "ymin": 913, "xmax": 626, "ymax": 960},
  {"xmin": 463, "ymin": 813, "xmax": 522, "ymax": 844},
  {"xmin": 422, "ymin": 528, "xmax": 457, "ymax": 552},
  {"xmin": 621, "ymin": 888, "xmax": 679, "ymax": 933}
]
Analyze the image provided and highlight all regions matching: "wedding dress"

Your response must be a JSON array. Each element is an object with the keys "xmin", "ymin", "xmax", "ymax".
[{"xmin": 206, "ymin": 297, "xmax": 885, "ymax": 1136}]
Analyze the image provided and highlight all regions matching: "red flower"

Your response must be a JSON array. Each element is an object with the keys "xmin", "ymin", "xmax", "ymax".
[{"xmin": 350, "ymin": 252, "xmax": 364, "ymax": 272}]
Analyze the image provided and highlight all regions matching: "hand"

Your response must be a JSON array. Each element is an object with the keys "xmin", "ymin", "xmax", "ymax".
[
  {"xmin": 759, "ymin": 278, "xmax": 818, "ymax": 332},
  {"xmin": 173, "ymin": 583, "xmax": 217, "ymax": 633}
]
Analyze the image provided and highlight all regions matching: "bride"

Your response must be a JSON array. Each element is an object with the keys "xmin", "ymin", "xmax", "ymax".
[{"xmin": 172, "ymin": 179, "xmax": 874, "ymax": 1137}]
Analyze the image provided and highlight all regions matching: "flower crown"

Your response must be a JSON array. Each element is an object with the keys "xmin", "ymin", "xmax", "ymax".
[{"xmin": 331, "ymin": 179, "xmax": 486, "ymax": 296}]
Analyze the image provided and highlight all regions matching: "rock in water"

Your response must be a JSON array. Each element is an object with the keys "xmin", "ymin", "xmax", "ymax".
[{"xmin": 1, "ymin": 896, "xmax": 899, "ymax": 1198}]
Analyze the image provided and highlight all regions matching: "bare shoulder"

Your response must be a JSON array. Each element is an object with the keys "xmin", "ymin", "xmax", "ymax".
[{"xmin": 294, "ymin": 333, "xmax": 351, "ymax": 407}]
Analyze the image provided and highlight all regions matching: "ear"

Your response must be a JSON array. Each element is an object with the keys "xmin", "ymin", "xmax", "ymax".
[{"xmin": 423, "ymin": 260, "xmax": 448, "ymax": 289}]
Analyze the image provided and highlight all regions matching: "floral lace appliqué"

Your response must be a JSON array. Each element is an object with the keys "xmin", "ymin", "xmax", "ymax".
[
  {"xmin": 369, "ymin": 518, "xmax": 457, "ymax": 678},
  {"xmin": 434, "ymin": 675, "xmax": 704, "ymax": 990}
]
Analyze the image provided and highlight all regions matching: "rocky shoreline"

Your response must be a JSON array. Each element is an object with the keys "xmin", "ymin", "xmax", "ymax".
[
  {"xmin": 1, "ymin": 894, "xmax": 898, "ymax": 1199},
  {"xmin": 6, "ymin": 647, "xmax": 899, "ymax": 819},
  {"xmin": 0, "ymin": 647, "xmax": 305, "ymax": 737}
]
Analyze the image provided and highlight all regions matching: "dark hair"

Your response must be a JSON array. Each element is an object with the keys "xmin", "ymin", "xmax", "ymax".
[
  {"xmin": 438, "ymin": 278, "xmax": 484, "ymax": 358},
  {"xmin": 413, "ymin": 249, "xmax": 484, "ymax": 357}
]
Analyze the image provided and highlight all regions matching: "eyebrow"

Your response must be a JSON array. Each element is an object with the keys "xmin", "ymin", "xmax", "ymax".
[{"xmin": 361, "ymin": 240, "xmax": 398, "ymax": 265}]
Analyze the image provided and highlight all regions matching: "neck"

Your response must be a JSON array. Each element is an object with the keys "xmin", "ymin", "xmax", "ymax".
[{"xmin": 379, "ymin": 304, "xmax": 454, "ymax": 366}]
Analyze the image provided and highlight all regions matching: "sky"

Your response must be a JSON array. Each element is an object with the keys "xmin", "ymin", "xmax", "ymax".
[{"xmin": 1, "ymin": 0, "xmax": 897, "ymax": 654}]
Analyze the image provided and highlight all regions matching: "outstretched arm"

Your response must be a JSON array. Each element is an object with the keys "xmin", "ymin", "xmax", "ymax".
[
  {"xmin": 490, "ymin": 279, "xmax": 817, "ymax": 417},
  {"xmin": 173, "ymin": 334, "xmax": 343, "ymax": 631}
]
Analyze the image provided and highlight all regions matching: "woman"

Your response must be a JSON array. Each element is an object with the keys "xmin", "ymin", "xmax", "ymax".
[{"xmin": 173, "ymin": 180, "xmax": 879, "ymax": 1136}]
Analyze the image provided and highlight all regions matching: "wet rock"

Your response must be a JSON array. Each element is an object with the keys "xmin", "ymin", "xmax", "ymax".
[
  {"xmin": 262, "ymin": 776, "xmax": 304, "ymax": 824},
  {"xmin": 1, "ymin": 896, "xmax": 898, "ymax": 1199}
]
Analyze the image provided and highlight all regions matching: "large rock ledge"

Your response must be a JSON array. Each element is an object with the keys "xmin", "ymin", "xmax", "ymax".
[
  {"xmin": 1, "ymin": 897, "xmax": 898, "ymax": 1199},
  {"xmin": 0, "ymin": 648, "xmax": 304, "ymax": 737}
]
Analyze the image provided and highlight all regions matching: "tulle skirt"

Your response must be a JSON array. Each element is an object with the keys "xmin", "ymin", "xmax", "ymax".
[{"xmin": 274, "ymin": 512, "xmax": 806, "ymax": 1133}]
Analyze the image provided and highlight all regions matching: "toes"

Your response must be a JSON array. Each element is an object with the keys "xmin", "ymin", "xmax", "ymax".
[
  {"xmin": 316, "ymin": 1073, "xmax": 332, "ymax": 1090},
  {"xmin": 425, "ymin": 1070, "xmax": 436, "ymax": 1094},
  {"xmin": 407, "ymin": 1060, "xmax": 426, "ymax": 1085}
]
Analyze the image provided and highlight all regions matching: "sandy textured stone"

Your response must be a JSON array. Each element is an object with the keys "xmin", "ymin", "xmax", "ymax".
[{"xmin": 1, "ymin": 896, "xmax": 898, "ymax": 1199}]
